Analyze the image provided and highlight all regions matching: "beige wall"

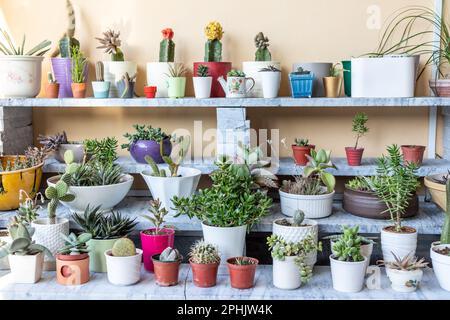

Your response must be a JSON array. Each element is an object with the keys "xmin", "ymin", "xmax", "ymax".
[{"xmin": 0, "ymin": 0, "xmax": 445, "ymax": 158}]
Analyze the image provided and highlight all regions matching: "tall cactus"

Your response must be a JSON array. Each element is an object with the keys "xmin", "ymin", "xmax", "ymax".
[
  {"xmin": 442, "ymin": 179, "xmax": 450, "ymax": 244},
  {"xmin": 254, "ymin": 32, "xmax": 271, "ymax": 61},
  {"xmin": 51, "ymin": 0, "xmax": 79, "ymax": 58},
  {"xmin": 159, "ymin": 28, "xmax": 175, "ymax": 63},
  {"xmin": 204, "ymin": 22, "xmax": 223, "ymax": 62},
  {"xmin": 95, "ymin": 61, "xmax": 104, "ymax": 82}
]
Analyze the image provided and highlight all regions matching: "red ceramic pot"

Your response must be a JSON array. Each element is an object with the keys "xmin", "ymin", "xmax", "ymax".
[
  {"xmin": 345, "ymin": 147, "xmax": 364, "ymax": 166},
  {"xmin": 144, "ymin": 86, "xmax": 157, "ymax": 98},
  {"xmin": 292, "ymin": 145, "xmax": 315, "ymax": 166},
  {"xmin": 401, "ymin": 145, "xmax": 426, "ymax": 166},
  {"xmin": 140, "ymin": 228, "xmax": 175, "ymax": 272},
  {"xmin": 193, "ymin": 62, "xmax": 232, "ymax": 97}
]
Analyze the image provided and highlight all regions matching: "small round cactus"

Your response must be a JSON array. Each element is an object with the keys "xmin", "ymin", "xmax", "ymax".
[
  {"xmin": 112, "ymin": 238, "xmax": 136, "ymax": 257},
  {"xmin": 293, "ymin": 210, "xmax": 305, "ymax": 226}
]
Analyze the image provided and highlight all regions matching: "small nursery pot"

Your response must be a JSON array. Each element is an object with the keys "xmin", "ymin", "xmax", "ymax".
[
  {"xmin": 129, "ymin": 138, "xmax": 172, "ymax": 164},
  {"xmin": 345, "ymin": 147, "xmax": 364, "ymax": 166},
  {"xmin": 56, "ymin": 253, "xmax": 90, "ymax": 286},
  {"xmin": 323, "ymin": 76, "xmax": 342, "ymax": 98},
  {"xmin": 105, "ymin": 249, "xmax": 143, "ymax": 286},
  {"xmin": 152, "ymin": 254, "xmax": 183, "ymax": 287},
  {"xmin": 330, "ymin": 255, "xmax": 368, "ymax": 293},
  {"xmin": 87, "ymin": 238, "xmax": 118, "ymax": 273},
  {"xmin": 227, "ymin": 257, "xmax": 259, "ymax": 290},
  {"xmin": 401, "ymin": 145, "xmax": 426, "ymax": 166},
  {"xmin": 8, "ymin": 252, "xmax": 44, "ymax": 284},
  {"xmin": 385, "ymin": 267, "xmax": 423, "ymax": 293},
  {"xmin": 430, "ymin": 244, "xmax": 450, "ymax": 291},
  {"xmin": 190, "ymin": 259, "xmax": 220, "ymax": 288},
  {"xmin": 92, "ymin": 81, "xmax": 111, "ymax": 98},
  {"xmin": 292, "ymin": 144, "xmax": 315, "ymax": 166},
  {"xmin": 71, "ymin": 83, "xmax": 87, "ymax": 98},
  {"xmin": 193, "ymin": 77, "xmax": 212, "ymax": 99},
  {"xmin": 144, "ymin": 86, "xmax": 157, "ymax": 98},
  {"xmin": 46, "ymin": 83, "xmax": 60, "ymax": 98},
  {"xmin": 140, "ymin": 228, "xmax": 175, "ymax": 272}
]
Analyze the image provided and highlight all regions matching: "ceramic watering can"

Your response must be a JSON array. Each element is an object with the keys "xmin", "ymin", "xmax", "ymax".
[{"xmin": 218, "ymin": 76, "xmax": 255, "ymax": 98}]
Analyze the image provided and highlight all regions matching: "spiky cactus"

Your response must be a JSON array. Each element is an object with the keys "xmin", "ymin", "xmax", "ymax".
[
  {"xmin": 254, "ymin": 32, "xmax": 271, "ymax": 61},
  {"xmin": 442, "ymin": 179, "xmax": 450, "ymax": 244},
  {"xmin": 96, "ymin": 30, "xmax": 125, "ymax": 61},
  {"xmin": 189, "ymin": 241, "xmax": 220, "ymax": 264},
  {"xmin": 293, "ymin": 210, "xmax": 305, "ymax": 226},
  {"xmin": 204, "ymin": 22, "xmax": 223, "ymax": 62},
  {"xmin": 159, "ymin": 28, "xmax": 175, "ymax": 63},
  {"xmin": 51, "ymin": 0, "xmax": 79, "ymax": 58},
  {"xmin": 112, "ymin": 238, "xmax": 136, "ymax": 257},
  {"xmin": 95, "ymin": 61, "xmax": 104, "ymax": 82},
  {"xmin": 159, "ymin": 247, "xmax": 181, "ymax": 262}
]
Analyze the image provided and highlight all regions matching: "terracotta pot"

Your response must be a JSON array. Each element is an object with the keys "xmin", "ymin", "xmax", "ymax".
[
  {"xmin": 343, "ymin": 187, "xmax": 418, "ymax": 219},
  {"xmin": 144, "ymin": 86, "xmax": 157, "ymax": 98},
  {"xmin": 227, "ymin": 257, "xmax": 259, "ymax": 289},
  {"xmin": 323, "ymin": 76, "xmax": 342, "ymax": 98},
  {"xmin": 193, "ymin": 62, "xmax": 232, "ymax": 97},
  {"xmin": 424, "ymin": 174, "xmax": 446, "ymax": 210},
  {"xmin": 46, "ymin": 83, "xmax": 60, "ymax": 98},
  {"xmin": 401, "ymin": 145, "xmax": 426, "ymax": 166},
  {"xmin": 190, "ymin": 259, "xmax": 219, "ymax": 288},
  {"xmin": 152, "ymin": 254, "xmax": 182, "ymax": 287},
  {"xmin": 345, "ymin": 147, "xmax": 364, "ymax": 166},
  {"xmin": 292, "ymin": 145, "xmax": 315, "ymax": 166},
  {"xmin": 56, "ymin": 253, "xmax": 90, "ymax": 286},
  {"xmin": 429, "ymin": 79, "xmax": 450, "ymax": 97},
  {"xmin": 71, "ymin": 83, "xmax": 87, "ymax": 98}
]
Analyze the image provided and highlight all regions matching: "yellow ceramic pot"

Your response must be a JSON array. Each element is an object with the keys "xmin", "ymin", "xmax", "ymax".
[
  {"xmin": 0, "ymin": 156, "xmax": 44, "ymax": 211},
  {"xmin": 323, "ymin": 76, "xmax": 342, "ymax": 98},
  {"xmin": 424, "ymin": 174, "xmax": 446, "ymax": 211}
]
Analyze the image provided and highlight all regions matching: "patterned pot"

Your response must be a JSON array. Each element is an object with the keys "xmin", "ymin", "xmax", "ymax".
[{"xmin": 0, "ymin": 56, "xmax": 44, "ymax": 98}]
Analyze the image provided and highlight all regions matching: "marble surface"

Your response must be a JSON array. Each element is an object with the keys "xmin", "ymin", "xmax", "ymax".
[
  {"xmin": 0, "ymin": 265, "xmax": 448, "ymax": 300},
  {"xmin": 1, "ymin": 97, "xmax": 450, "ymax": 108},
  {"xmin": 0, "ymin": 198, "xmax": 444, "ymax": 235}
]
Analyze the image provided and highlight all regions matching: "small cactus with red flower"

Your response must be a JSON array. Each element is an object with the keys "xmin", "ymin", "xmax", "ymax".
[{"xmin": 160, "ymin": 28, "xmax": 175, "ymax": 63}]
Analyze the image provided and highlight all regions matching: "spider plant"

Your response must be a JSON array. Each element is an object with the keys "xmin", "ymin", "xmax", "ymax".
[{"xmin": 0, "ymin": 29, "xmax": 51, "ymax": 56}]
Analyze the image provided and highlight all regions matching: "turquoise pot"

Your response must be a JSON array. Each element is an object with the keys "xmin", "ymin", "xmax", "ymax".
[
  {"xmin": 92, "ymin": 81, "xmax": 111, "ymax": 98},
  {"xmin": 87, "ymin": 238, "xmax": 118, "ymax": 272}
]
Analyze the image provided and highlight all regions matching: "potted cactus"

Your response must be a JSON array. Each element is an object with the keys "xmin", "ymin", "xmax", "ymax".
[
  {"xmin": 38, "ymin": 131, "xmax": 84, "ymax": 163},
  {"xmin": 141, "ymin": 135, "xmax": 201, "ymax": 216},
  {"xmin": 189, "ymin": 241, "xmax": 220, "ymax": 288},
  {"xmin": 345, "ymin": 112, "xmax": 369, "ymax": 166},
  {"xmin": 289, "ymin": 67, "xmax": 314, "ymax": 98},
  {"xmin": 70, "ymin": 46, "xmax": 88, "ymax": 98},
  {"xmin": 193, "ymin": 22, "xmax": 232, "ymax": 97},
  {"xmin": 92, "ymin": 61, "xmax": 110, "ymax": 98},
  {"xmin": 243, "ymin": 32, "xmax": 281, "ymax": 98},
  {"xmin": 105, "ymin": 238, "xmax": 143, "ymax": 286},
  {"xmin": 227, "ymin": 257, "xmax": 259, "ymax": 290},
  {"xmin": 291, "ymin": 138, "xmax": 315, "ymax": 166},
  {"xmin": 166, "ymin": 63, "xmax": 187, "ymax": 98},
  {"xmin": 401, "ymin": 145, "xmax": 426, "ymax": 167},
  {"xmin": 116, "ymin": 72, "xmax": 136, "ymax": 99},
  {"xmin": 56, "ymin": 232, "xmax": 91, "ymax": 286},
  {"xmin": 96, "ymin": 29, "xmax": 137, "ymax": 98},
  {"xmin": 46, "ymin": 72, "xmax": 60, "ymax": 98},
  {"xmin": 323, "ymin": 63, "xmax": 343, "ymax": 98},
  {"xmin": 193, "ymin": 64, "xmax": 212, "ymax": 98},
  {"xmin": 152, "ymin": 247, "xmax": 183, "ymax": 287}
]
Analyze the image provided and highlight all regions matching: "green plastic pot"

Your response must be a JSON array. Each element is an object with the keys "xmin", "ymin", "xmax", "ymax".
[
  {"xmin": 167, "ymin": 77, "xmax": 186, "ymax": 98},
  {"xmin": 87, "ymin": 238, "xmax": 118, "ymax": 272},
  {"xmin": 342, "ymin": 60, "xmax": 351, "ymax": 97}
]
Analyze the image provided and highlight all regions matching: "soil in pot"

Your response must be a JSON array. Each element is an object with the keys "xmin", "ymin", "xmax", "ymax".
[
  {"xmin": 227, "ymin": 257, "xmax": 258, "ymax": 289},
  {"xmin": 401, "ymin": 145, "xmax": 426, "ymax": 166},
  {"xmin": 435, "ymin": 247, "xmax": 450, "ymax": 256},
  {"xmin": 190, "ymin": 260, "xmax": 219, "ymax": 288},
  {"xmin": 152, "ymin": 254, "xmax": 182, "ymax": 287},
  {"xmin": 383, "ymin": 226, "xmax": 416, "ymax": 234},
  {"xmin": 292, "ymin": 145, "xmax": 315, "ymax": 166}
]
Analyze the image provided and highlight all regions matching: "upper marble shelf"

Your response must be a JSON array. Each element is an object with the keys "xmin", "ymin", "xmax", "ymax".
[{"xmin": 1, "ymin": 97, "xmax": 450, "ymax": 108}]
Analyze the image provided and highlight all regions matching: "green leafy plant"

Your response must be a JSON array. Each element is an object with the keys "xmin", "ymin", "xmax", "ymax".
[
  {"xmin": 111, "ymin": 238, "xmax": 136, "ymax": 257},
  {"xmin": 329, "ymin": 63, "xmax": 343, "ymax": 77},
  {"xmin": 121, "ymin": 125, "xmax": 169, "ymax": 151},
  {"xmin": 294, "ymin": 138, "xmax": 310, "ymax": 147},
  {"xmin": 12, "ymin": 191, "xmax": 44, "ymax": 226},
  {"xmin": 159, "ymin": 28, "xmax": 175, "ymax": 63},
  {"xmin": 197, "ymin": 64, "xmax": 209, "ymax": 77},
  {"xmin": 84, "ymin": 137, "xmax": 118, "ymax": 165},
  {"xmin": 345, "ymin": 176, "xmax": 374, "ymax": 192},
  {"xmin": 57, "ymin": 232, "xmax": 91, "ymax": 255},
  {"xmin": 281, "ymin": 176, "xmax": 326, "ymax": 196},
  {"xmin": 332, "ymin": 226, "xmax": 365, "ymax": 262},
  {"xmin": 254, "ymin": 32, "xmax": 272, "ymax": 61},
  {"xmin": 378, "ymin": 252, "xmax": 428, "ymax": 271},
  {"xmin": 71, "ymin": 46, "xmax": 87, "ymax": 84},
  {"xmin": 0, "ymin": 29, "xmax": 51, "ymax": 56},
  {"xmin": 232, "ymin": 257, "xmax": 258, "ymax": 265},
  {"xmin": 158, "ymin": 247, "xmax": 182, "ymax": 262},
  {"xmin": 96, "ymin": 30, "xmax": 124, "ymax": 61},
  {"xmin": 304, "ymin": 149, "xmax": 337, "ymax": 193},
  {"xmin": 227, "ymin": 69, "xmax": 245, "ymax": 77},
  {"xmin": 351, "ymin": 112, "xmax": 369, "ymax": 149},
  {"xmin": 141, "ymin": 199, "xmax": 169, "ymax": 235},
  {"xmin": 188, "ymin": 240, "xmax": 220, "ymax": 264}
]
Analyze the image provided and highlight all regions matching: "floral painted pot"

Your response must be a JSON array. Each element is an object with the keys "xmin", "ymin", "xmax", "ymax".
[
  {"xmin": 0, "ymin": 56, "xmax": 44, "ymax": 98},
  {"xmin": 129, "ymin": 138, "xmax": 172, "ymax": 164}
]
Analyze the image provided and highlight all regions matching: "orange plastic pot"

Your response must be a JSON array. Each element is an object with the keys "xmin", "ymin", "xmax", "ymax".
[
  {"xmin": 45, "ymin": 83, "xmax": 60, "ymax": 98},
  {"xmin": 401, "ymin": 145, "xmax": 426, "ymax": 166},
  {"xmin": 152, "ymin": 254, "xmax": 182, "ymax": 287},
  {"xmin": 56, "ymin": 253, "xmax": 90, "ymax": 286},
  {"xmin": 71, "ymin": 83, "xmax": 87, "ymax": 98},
  {"xmin": 292, "ymin": 145, "xmax": 315, "ymax": 166},
  {"xmin": 190, "ymin": 259, "xmax": 220, "ymax": 288},
  {"xmin": 227, "ymin": 257, "xmax": 259, "ymax": 289}
]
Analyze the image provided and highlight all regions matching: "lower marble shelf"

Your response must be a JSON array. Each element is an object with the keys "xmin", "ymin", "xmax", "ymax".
[{"xmin": 0, "ymin": 265, "xmax": 448, "ymax": 300}]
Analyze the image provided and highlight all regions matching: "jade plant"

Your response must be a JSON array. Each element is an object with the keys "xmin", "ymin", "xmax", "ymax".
[
  {"xmin": 254, "ymin": 32, "xmax": 271, "ymax": 61},
  {"xmin": 50, "ymin": 0, "xmax": 79, "ymax": 58},
  {"xmin": 204, "ymin": 21, "xmax": 223, "ymax": 62},
  {"xmin": 121, "ymin": 125, "xmax": 169, "ymax": 151},
  {"xmin": 111, "ymin": 238, "xmax": 136, "ymax": 257},
  {"xmin": 57, "ymin": 232, "xmax": 92, "ymax": 256},
  {"xmin": 141, "ymin": 199, "xmax": 169, "ymax": 235},
  {"xmin": 332, "ymin": 226, "xmax": 365, "ymax": 262},
  {"xmin": 96, "ymin": 29, "xmax": 125, "ymax": 61},
  {"xmin": 160, "ymin": 28, "xmax": 175, "ymax": 63},
  {"xmin": 188, "ymin": 241, "xmax": 220, "ymax": 264},
  {"xmin": 0, "ymin": 29, "xmax": 51, "ymax": 56},
  {"xmin": 71, "ymin": 46, "xmax": 87, "ymax": 84},
  {"xmin": 351, "ymin": 112, "xmax": 369, "ymax": 149},
  {"xmin": 304, "ymin": 149, "xmax": 337, "ymax": 192}
]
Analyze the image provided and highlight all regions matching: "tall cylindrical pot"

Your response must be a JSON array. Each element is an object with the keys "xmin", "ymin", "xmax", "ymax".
[{"xmin": 201, "ymin": 223, "xmax": 247, "ymax": 263}]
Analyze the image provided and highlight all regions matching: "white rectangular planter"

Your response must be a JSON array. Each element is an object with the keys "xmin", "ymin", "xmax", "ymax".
[
  {"xmin": 351, "ymin": 56, "xmax": 418, "ymax": 98},
  {"xmin": 9, "ymin": 252, "xmax": 44, "ymax": 284}
]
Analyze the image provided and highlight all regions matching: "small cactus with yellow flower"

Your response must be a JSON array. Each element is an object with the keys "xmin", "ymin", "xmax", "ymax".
[{"xmin": 204, "ymin": 21, "xmax": 224, "ymax": 62}]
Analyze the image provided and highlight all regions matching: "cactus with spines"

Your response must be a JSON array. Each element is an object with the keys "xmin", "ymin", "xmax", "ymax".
[
  {"xmin": 204, "ymin": 22, "xmax": 223, "ymax": 62},
  {"xmin": 95, "ymin": 61, "xmax": 104, "ymax": 82},
  {"xmin": 159, "ymin": 28, "xmax": 175, "ymax": 63},
  {"xmin": 197, "ymin": 64, "xmax": 209, "ymax": 77},
  {"xmin": 442, "ymin": 179, "xmax": 450, "ymax": 244},
  {"xmin": 159, "ymin": 247, "xmax": 181, "ymax": 262},
  {"xmin": 51, "ymin": 0, "xmax": 79, "ymax": 58},
  {"xmin": 111, "ymin": 238, "xmax": 136, "ymax": 257},
  {"xmin": 48, "ymin": 72, "xmax": 57, "ymax": 84},
  {"xmin": 292, "ymin": 210, "xmax": 305, "ymax": 226},
  {"xmin": 189, "ymin": 241, "xmax": 220, "ymax": 264},
  {"xmin": 254, "ymin": 32, "xmax": 272, "ymax": 61}
]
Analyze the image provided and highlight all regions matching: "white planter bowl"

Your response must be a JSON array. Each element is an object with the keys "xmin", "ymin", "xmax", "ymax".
[
  {"xmin": 0, "ymin": 56, "xmax": 44, "ymax": 98},
  {"xmin": 47, "ymin": 174, "xmax": 134, "ymax": 213},
  {"xmin": 381, "ymin": 227, "xmax": 417, "ymax": 263},
  {"xmin": 273, "ymin": 256, "xmax": 301, "ymax": 290},
  {"xmin": 105, "ymin": 249, "xmax": 143, "ymax": 286},
  {"xmin": 193, "ymin": 77, "xmax": 212, "ymax": 98},
  {"xmin": 9, "ymin": 252, "xmax": 44, "ymax": 284},
  {"xmin": 260, "ymin": 71, "xmax": 281, "ymax": 98},
  {"xmin": 279, "ymin": 189, "xmax": 334, "ymax": 219},
  {"xmin": 242, "ymin": 61, "xmax": 281, "ymax": 98},
  {"xmin": 331, "ymin": 240, "xmax": 373, "ymax": 270},
  {"xmin": 141, "ymin": 167, "xmax": 201, "ymax": 216},
  {"xmin": 330, "ymin": 255, "xmax": 368, "ymax": 293},
  {"xmin": 386, "ymin": 267, "xmax": 423, "ymax": 292},
  {"xmin": 430, "ymin": 244, "xmax": 450, "ymax": 291},
  {"xmin": 103, "ymin": 61, "xmax": 137, "ymax": 98},
  {"xmin": 147, "ymin": 62, "xmax": 180, "ymax": 98},
  {"xmin": 202, "ymin": 223, "xmax": 247, "ymax": 263}
]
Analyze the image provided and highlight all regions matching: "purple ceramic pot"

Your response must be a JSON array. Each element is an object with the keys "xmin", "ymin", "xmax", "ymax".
[
  {"xmin": 51, "ymin": 58, "xmax": 89, "ymax": 98},
  {"xmin": 130, "ymin": 138, "xmax": 172, "ymax": 164}
]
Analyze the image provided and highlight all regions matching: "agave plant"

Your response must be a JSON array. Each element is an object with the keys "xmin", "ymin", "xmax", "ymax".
[
  {"xmin": 166, "ymin": 63, "xmax": 187, "ymax": 78},
  {"xmin": 378, "ymin": 252, "xmax": 429, "ymax": 271},
  {"xmin": 0, "ymin": 29, "xmax": 51, "ymax": 56}
]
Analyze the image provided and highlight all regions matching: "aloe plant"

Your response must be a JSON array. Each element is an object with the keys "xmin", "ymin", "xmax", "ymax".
[{"xmin": 0, "ymin": 29, "xmax": 51, "ymax": 56}]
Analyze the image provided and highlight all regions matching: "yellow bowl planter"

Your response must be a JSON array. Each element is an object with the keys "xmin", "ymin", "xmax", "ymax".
[
  {"xmin": 424, "ymin": 175, "xmax": 446, "ymax": 211},
  {"xmin": 0, "ymin": 156, "xmax": 43, "ymax": 211}
]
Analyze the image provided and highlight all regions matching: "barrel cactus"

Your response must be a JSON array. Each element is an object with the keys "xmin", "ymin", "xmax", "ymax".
[
  {"xmin": 159, "ymin": 28, "xmax": 175, "ymax": 63},
  {"xmin": 254, "ymin": 32, "xmax": 271, "ymax": 61},
  {"xmin": 204, "ymin": 21, "xmax": 223, "ymax": 62},
  {"xmin": 188, "ymin": 241, "xmax": 220, "ymax": 264},
  {"xmin": 112, "ymin": 238, "xmax": 136, "ymax": 257}
]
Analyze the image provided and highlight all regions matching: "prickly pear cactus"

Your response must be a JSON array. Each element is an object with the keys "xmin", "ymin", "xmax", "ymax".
[
  {"xmin": 293, "ymin": 210, "xmax": 305, "ymax": 226},
  {"xmin": 442, "ymin": 180, "xmax": 450, "ymax": 244},
  {"xmin": 45, "ymin": 180, "xmax": 75, "ymax": 222},
  {"xmin": 112, "ymin": 238, "xmax": 136, "ymax": 257}
]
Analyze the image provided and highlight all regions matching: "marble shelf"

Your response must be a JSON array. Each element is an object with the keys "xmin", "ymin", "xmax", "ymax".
[{"xmin": 0, "ymin": 265, "xmax": 448, "ymax": 300}]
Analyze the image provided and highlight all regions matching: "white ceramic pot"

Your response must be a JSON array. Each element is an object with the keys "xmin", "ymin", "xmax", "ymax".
[
  {"xmin": 279, "ymin": 189, "xmax": 334, "ymax": 219},
  {"xmin": 273, "ymin": 256, "xmax": 301, "ymax": 290},
  {"xmin": 292, "ymin": 62, "xmax": 332, "ymax": 97},
  {"xmin": 31, "ymin": 218, "xmax": 69, "ymax": 270},
  {"xmin": 0, "ymin": 231, "xmax": 11, "ymax": 270},
  {"xmin": 351, "ymin": 56, "xmax": 418, "ymax": 98},
  {"xmin": 141, "ymin": 167, "xmax": 201, "ymax": 216},
  {"xmin": 147, "ymin": 62, "xmax": 180, "ymax": 97},
  {"xmin": 0, "ymin": 56, "xmax": 44, "ymax": 98},
  {"xmin": 103, "ymin": 61, "xmax": 137, "ymax": 98},
  {"xmin": 330, "ymin": 255, "xmax": 368, "ymax": 293},
  {"xmin": 430, "ymin": 244, "xmax": 450, "ymax": 291},
  {"xmin": 193, "ymin": 77, "xmax": 212, "ymax": 98},
  {"xmin": 47, "ymin": 174, "xmax": 133, "ymax": 213},
  {"xmin": 105, "ymin": 249, "xmax": 143, "ymax": 286},
  {"xmin": 273, "ymin": 218, "xmax": 318, "ymax": 265},
  {"xmin": 381, "ymin": 227, "xmax": 417, "ymax": 262},
  {"xmin": 260, "ymin": 71, "xmax": 281, "ymax": 98},
  {"xmin": 385, "ymin": 267, "xmax": 423, "ymax": 292},
  {"xmin": 242, "ymin": 61, "xmax": 281, "ymax": 98},
  {"xmin": 8, "ymin": 252, "xmax": 44, "ymax": 284},
  {"xmin": 201, "ymin": 223, "xmax": 247, "ymax": 263},
  {"xmin": 331, "ymin": 240, "xmax": 373, "ymax": 270}
]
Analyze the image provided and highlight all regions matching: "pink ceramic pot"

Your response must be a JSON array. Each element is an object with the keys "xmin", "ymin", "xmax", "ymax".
[{"xmin": 140, "ymin": 228, "xmax": 175, "ymax": 272}]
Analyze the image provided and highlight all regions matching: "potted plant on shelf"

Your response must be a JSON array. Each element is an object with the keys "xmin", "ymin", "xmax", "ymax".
[
  {"xmin": 291, "ymin": 138, "xmax": 315, "ymax": 166},
  {"xmin": 425, "ymin": 171, "xmax": 449, "ymax": 211},
  {"xmin": 189, "ymin": 240, "xmax": 221, "ymax": 288},
  {"xmin": 105, "ymin": 237, "xmax": 143, "ymax": 286},
  {"xmin": 122, "ymin": 124, "xmax": 171, "ymax": 164},
  {"xmin": 166, "ymin": 63, "xmax": 187, "ymax": 98},
  {"xmin": 401, "ymin": 145, "xmax": 426, "ymax": 166},
  {"xmin": 218, "ymin": 69, "xmax": 255, "ymax": 98},
  {"xmin": 92, "ymin": 61, "xmax": 110, "ymax": 98},
  {"xmin": 55, "ymin": 232, "xmax": 91, "ymax": 286},
  {"xmin": 0, "ymin": 28, "xmax": 51, "ymax": 98},
  {"xmin": 96, "ymin": 29, "xmax": 137, "ymax": 98},
  {"xmin": 38, "ymin": 131, "xmax": 84, "ymax": 163},
  {"xmin": 345, "ymin": 112, "xmax": 369, "ymax": 166},
  {"xmin": 330, "ymin": 226, "xmax": 367, "ymax": 293},
  {"xmin": 279, "ymin": 149, "xmax": 336, "ymax": 218},
  {"xmin": 243, "ymin": 32, "xmax": 281, "ymax": 98},
  {"xmin": 46, "ymin": 72, "xmax": 60, "ymax": 98},
  {"xmin": 323, "ymin": 63, "xmax": 342, "ymax": 98},
  {"xmin": 227, "ymin": 257, "xmax": 259, "ymax": 290},
  {"xmin": 117, "ymin": 72, "xmax": 136, "ymax": 99},
  {"xmin": 289, "ymin": 67, "xmax": 314, "ymax": 98},
  {"xmin": 152, "ymin": 247, "xmax": 183, "ymax": 287},
  {"xmin": 378, "ymin": 253, "xmax": 428, "ymax": 293},
  {"xmin": 144, "ymin": 85, "xmax": 157, "ymax": 99},
  {"xmin": 193, "ymin": 21, "xmax": 232, "ymax": 97},
  {"xmin": 193, "ymin": 64, "xmax": 212, "ymax": 99},
  {"xmin": 173, "ymin": 158, "xmax": 272, "ymax": 262},
  {"xmin": 140, "ymin": 199, "xmax": 175, "ymax": 272},
  {"xmin": 70, "ymin": 46, "xmax": 88, "ymax": 98},
  {"xmin": 267, "ymin": 234, "xmax": 321, "ymax": 290},
  {"xmin": 342, "ymin": 60, "xmax": 352, "ymax": 97},
  {"xmin": 72, "ymin": 205, "xmax": 137, "ymax": 273},
  {"xmin": 0, "ymin": 222, "xmax": 52, "ymax": 284},
  {"xmin": 292, "ymin": 62, "xmax": 332, "ymax": 97}
]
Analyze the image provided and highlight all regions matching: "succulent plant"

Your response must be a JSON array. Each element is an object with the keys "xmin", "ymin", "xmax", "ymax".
[
  {"xmin": 330, "ymin": 62, "xmax": 343, "ymax": 77},
  {"xmin": 141, "ymin": 199, "xmax": 169, "ymax": 235},
  {"xmin": 197, "ymin": 64, "xmax": 209, "ymax": 77},
  {"xmin": 378, "ymin": 252, "xmax": 428, "ymax": 271},
  {"xmin": 189, "ymin": 241, "xmax": 220, "ymax": 264},
  {"xmin": 38, "ymin": 132, "xmax": 68, "ymax": 152},
  {"xmin": 0, "ymin": 29, "xmax": 51, "ymax": 56},
  {"xmin": 71, "ymin": 46, "xmax": 87, "ymax": 84},
  {"xmin": 204, "ymin": 21, "xmax": 223, "ymax": 62},
  {"xmin": 294, "ymin": 138, "xmax": 310, "ymax": 147},
  {"xmin": 111, "ymin": 238, "xmax": 136, "ymax": 257},
  {"xmin": 122, "ymin": 125, "xmax": 169, "ymax": 151},
  {"xmin": 227, "ymin": 69, "xmax": 245, "ymax": 77},
  {"xmin": 84, "ymin": 137, "xmax": 118, "ymax": 166},
  {"xmin": 259, "ymin": 65, "xmax": 280, "ymax": 72},
  {"xmin": 351, "ymin": 112, "xmax": 369, "ymax": 149},
  {"xmin": 118, "ymin": 72, "xmax": 137, "ymax": 98},
  {"xmin": 233, "ymin": 257, "xmax": 258, "ymax": 265},
  {"xmin": 95, "ymin": 61, "xmax": 104, "ymax": 82},
  {"xmin": 293, "ymin": 210, "xmax": 305, "ymax": 226},
  {"xmin": 159, "ymin": 247, "xmax": 181, "ymax": 262},
  {"xmin": 57, "ymin": 232, "xmax": 91, "ymax": 255},
  {"xmin": 332, "ymin": 226, "xmax": 365, "ymax": 262},
  {"xmin": 166, "ymin": 63, "xmax": 187, "ymax": 78},
  {"xmin": 45, "ymin": 178, "xmax": 75, "ymax": 224},
  {"xmin": 96, "ymin": 29, "xmax": 124, "ymax": 61},
  {"xmin": 12, "ymin": 191, "xmax": 44, "ymax": 226},
  {"xmin": 254, "ymin": 32, "xmax": 272, "ymax": 62},
  {"xmin": 281, "ymin": 176, "xmax": 325, "ymax": 196},
  {"xmin": 159, "ymin": 28, "xmax": 175, "ymax": 63},
  {"xmin": 291, "ymin": 67, "xmax": 311, "ymax": 75},
  {"xmin": 304, "ymin": 149, "xmax": 337, "ymax": 193},
  {"xmin": 51, "ymin": 0, "xmax": 79, "ymax": 58},
  {"xmin": 48, "ymin": 72, "xmax": 57, "ymax": 84}
]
